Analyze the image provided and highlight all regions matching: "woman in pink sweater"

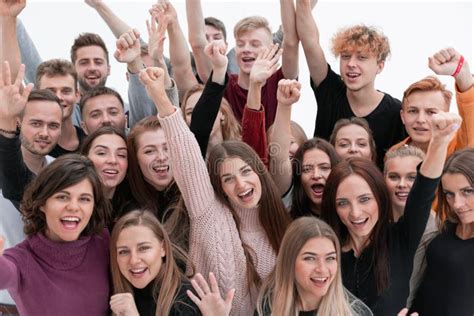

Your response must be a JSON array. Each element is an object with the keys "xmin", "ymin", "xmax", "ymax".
[
  {"xmin": 140, "ymin": 67, "xmax": 291, "ymax": 315},
  {"xmin": 0, "ymin": 154, "xmax": 111, "ymax": 316}
]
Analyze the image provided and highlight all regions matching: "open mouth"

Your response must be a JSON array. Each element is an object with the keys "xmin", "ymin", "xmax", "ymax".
[
  {"xmin": 311, "ymin": 184, "xmax": 324, "ymax": 197},
  {"xmin": 395, "ymin": 191, "xmax": 409, "ymax": 199},
  {"xmin": 60, "ymin": 216, "xmax": 81, "ymax": 229},
  {"xmin": 103, "ymin": 169, "xmax": 119, "ymax": 175},
  {"xmin": 350, "ymin": 218, "xmax": 369, "ymax": 226},
  {"xmin": 152, "ymin": 165, "xmax": 169, "ymax": 176},
  {"xmin": 129, "ymin": 267, "xmax": 147, "ymax": 277},
  {"xmin": 242, "ymin": 57, "xmax": 256, "ymax": 63},
  {"xmin": 413, "ymin": 127, "xmax": 429, "ymax": 132},
  {"xmin": 310, "ymin": 276, "xmax": 329, "ymax": 287},
  {"xmin": 237, "ymin": 188, "xmax": 254, "ymax": 202},
  {"xmin": 346, "ymin": 72, "xmax": 360, "ymax": 79}
]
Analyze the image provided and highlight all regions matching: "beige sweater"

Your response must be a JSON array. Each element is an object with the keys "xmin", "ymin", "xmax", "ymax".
[{"xmin": 159, "ymin": 111, "xmax": 276, "ymax": 315}]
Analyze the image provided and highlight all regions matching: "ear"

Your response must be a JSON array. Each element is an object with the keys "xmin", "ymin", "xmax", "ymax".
[
  {"xmin": 160, "ymin": 240, "xmax": 166, "ymax": 258},
  {"xmin": 80, "ymin": 121, "xmax": 89, "ymax": 135},
  {"xmin": 400, "ymin": 109, "xmax": 406, "ymax": 126},
  {"xmin": 40, "ymin": 206, "xmax": 45, "ymax": 213},
  {"xmin": 376, "ymin": 60, "xmax": 385, "ymax": 74},
  {"xmin": 107, "ymin": 65, "xmax": 111, "ymax": 76}
]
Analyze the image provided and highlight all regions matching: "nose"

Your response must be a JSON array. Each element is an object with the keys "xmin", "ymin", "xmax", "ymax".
[
  {"xmin": 348, "ymin": 143, "xmax": 359, "ymax": 154},
  {"xmin": 397, "ymin": 177, "xmax": 406, "ymax": 188},
  {"xmin": 130, "ymin": 251, "xmax": 141, "ymax": 264},
  {"xmin": 156, "ymin": 149, "xmax": 167, "ymax": 162},
  {"xmin": 349, "ymin": 203, "xmax": 363, "ymax": 218},
  {"xmin": 101, "ymin": 113, "xmax": 112, "ymax": 125},
  {"xmin": 452, "ymin": 193, "xmax": 465, "ymax": 211},
  {"xmin": 235, "ymin": 176, "xmax": 245, "ymax": 189},
  {"xmin": 314, "ymin": 257, "xmax": 325, "ymax": 272},
  {"xmin": 38, "ymin": 124, "xmax": 49, "ymax": 137},
  {"xmin": 66, "ymin": 198, "xmax": 79, "ymax": 212},
  {"xmin": 106, "ymin": 153, "xmax": 118, "ymax": 165},
  {"xmin": 416, "ymin": 111, "xmax": 427, "ymax": 123},
  {"xmin": 348, "ymin": 55, "xmax": 357, "ymax": 67},
  {"xmin": 311, "ymin": 168, "xmax": 322, "ymax": 180}
]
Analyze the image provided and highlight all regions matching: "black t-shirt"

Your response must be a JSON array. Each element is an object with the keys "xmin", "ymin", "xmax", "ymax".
[
  {"xmin": 312, "ymin": 65, "xmax": 407, "ymax": 167},
  {"xmin": 133, "ymin": 280, "xmax": 201, "ymax": 316},
  {"xmin": 49, "ymin": 125, "xmax": 87, "ymax": 158},
  {"xmin": 411, "ymin": 223, "xmax": 474, "ymax": 315}
]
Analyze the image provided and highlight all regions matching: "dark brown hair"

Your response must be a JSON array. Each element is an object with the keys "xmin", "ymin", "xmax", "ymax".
[
  {"xmin": 21, "ymin": 154, "xmax": 111, "ymax": 237},
  {"xmin": 22, "ymin": 89, "xmax": 62, "ymax": 119},
  {"xmin": 79, "ymin": 86, "xmax": 124, "ymax": 116},
  {"xmin": 36, "ymin": 59, "xmax": 78, "ymax": 89},
  {"xmin": 437, "ymin": 148, "xmax": 474, "ymax": 230},
  {"xmin": 207, "ymin": 140, "xmax": 291, "ymax": 289},
  {"xmin": 290, "ymin": 138, "xmax": 340, "ymax": 218},
  {"xmin": 321, "ymin": 157, "xmax": 391, "ymax": 295},
  {"xmin": 205, "ymin": 17, "xmax": 227, "ymax": 42},
  {"xmin": 70, "ymin": 32, "xmax": 109, "ymax": 64}
]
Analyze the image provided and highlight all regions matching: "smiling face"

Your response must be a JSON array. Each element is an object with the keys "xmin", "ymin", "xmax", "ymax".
[
  {"xmin": 219, "ymin": 157, "xmax": 262, "ymax": 208},
  {"xmin": 87, "ymin": 134, "xmax": 128, "ymax": 194},
  {"xmin": 384, "ymin": 156, "xmax": 421, "ymax": 213},
  {"xmin": 116, "ymin": 225, "xmax": 165, "ymax": 289},
  {"xmin": 401, "ymin": 90, "xmax": 449, "ymax": 147},
  {"xmin": 38, "ymin": 74, "xmax": 80, "ymax": 120},
  {"xmin": 334, "ymin": 124, "xmax": 372, "ymax": 161},
  {"xmin": 339, "ymin": 50, "xmax": 383, "ymax": 92},
  {"xmin": 74, "ymin": 45, "xmax": 110, "ymax": 92},
  {"xmin": 442, "ymin": 173, "xmax": 474, "ymax": 225},
  {"xmin": 136, "ymin": 129, "xmax": 173, "ymax": 191},
  {"xmin": 81, "ymin": 94, "xmax": 126, "ymax": 135},
  {"xmin": 294, "ymin": 237, "xmax": 337, "ymax": 311},
  {"xmin": 335, "ymin": 174, "xmax": 379, "ymax": 246},
  {"xmin": 42, "ymin": 178, "xmax": 94, "ymax": 242},
  {"xmin": 300, "ymin": 148, "xmax": 332, "ymax": 210},
  {"xmin": 235, "ymin": 28, "xmax": 273, "ymax": 75}
]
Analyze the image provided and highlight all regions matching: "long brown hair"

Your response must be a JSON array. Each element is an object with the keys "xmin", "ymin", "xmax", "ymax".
[
  {"xmin": 110, "ymin": 210, "xmax": 192, "ymax": 316},
  {"xmin": 257, "ymin": 217, "xmax": 356, "ymax": 316},
  {"xmin": 21, "ymin": 154, "xmax": 111, "ymax": 236},
  {"xmin": 291, "ymin": 138, "xmax": 340, "ymax": 218},
  {"xmin": 321, "ymin": 157, "xmax": 391, "ymax": 295},
  {"xmin": 436, "ymin": 148, "xmax": 474, "ymax": 230},
  {"xmin": 207, "ymin": 140, "xmax": 291, "ymax": 289}
]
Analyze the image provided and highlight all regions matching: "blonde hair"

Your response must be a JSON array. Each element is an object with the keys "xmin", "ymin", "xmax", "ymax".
[
  {"xmin": 331, "ymin": 24, "xmax": 390, "ymax": 63},
  {"xmin": 383, "ymin": 145, "xmax": 425, "ymax": 174},
  {"xmin": 233, "ymin": 16, "xmax": 272, "ymax": 39},
  {"xmin": 257, "ymin": 217, "xmax": 356, "ymax": 316}
]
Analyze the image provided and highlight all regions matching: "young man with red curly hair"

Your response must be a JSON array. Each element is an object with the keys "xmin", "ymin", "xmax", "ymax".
[{"xmin": 296, "ymin": 0, "xmax": 406, "ymax": 167}]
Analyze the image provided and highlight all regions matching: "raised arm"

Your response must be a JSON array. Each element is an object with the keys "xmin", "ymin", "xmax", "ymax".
[
  {"xmin": 269, "ymin": 79, "xmax": 302, "ymax": 195},
  {"xmin": 241, "ymin": 44, "xmax": 282, "ymax": 166},
  {"xmin": 187, "ymin": 272, "xmax": 234, "ymax": 316},
  {"xmin": 279, "ymin": 0, "xmax": 299, "ymax": 79},
  {"xmin": 186, "ymin": 0, "xmax": 212, "ymax": 82},
  {"xmin": 295, "ymin": 0, "xmax": 328, "ymax": 86},
  {"xmin": 190, "ymin": 40, "xmax": 229, "ymax": 157},
  {"xmin": 85, "ymin": 0, "xmax": 133, "ymax": 39},
  {"xmin": 429, "ymin": 47, "xmax": 474, "ymax": 149},
  {"xmin": 151, "ymin": 0, "xmax": 198, "ymax": 101},
  {"xmin": 139, "ymin": 67, "xmax": 216, "ymax": 219},
  {"xmin": 0, "ymin": 236, "xmax": 21, "ymax": 292},
  {"xmin": 1, "ymin": 0, "xmax": 25, "ymax": 80}
]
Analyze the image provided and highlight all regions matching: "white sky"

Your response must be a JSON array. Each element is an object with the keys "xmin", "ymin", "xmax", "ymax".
[{"xmin": 20, "ymin": 0, "xmax": 473, "ymax": 137}]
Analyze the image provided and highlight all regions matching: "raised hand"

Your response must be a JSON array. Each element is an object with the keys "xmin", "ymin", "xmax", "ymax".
[
  {"xmin": 84, "ymin": 0, "xmax": 103, "ymax": 9},
  {"xmin": 114, "ymin": 29, "xmax": 141, "ymax": 64},
  {"xmin": 187, "ymin": 272, "xmax": 234, "ymax": 316},
  {"xmin": 428, "ymin": 47, "xmax": 464, "ymax": 76},
  {"xmin": 150, "ymin": 0, "xmax": 177, "ymax": 24},
  {"xmin": 0, "ymin": 0, "xmax": 26, "ymax": 17},
  {"xmin": 0, "ymin": 62, "xmax": 33, "ymax": 121},
  {"xmin": 109, "ymin": 293, "xmax": 139, "ymax": 316},
  {"xmin": 276, "ymin": 79, "xmax": 302, "ymax": 107},
  {"xmin": 249, "ymin": 44, "xmax": 282, "ymax": 84},
  {"xmin": 430, "ymin": 111, "xmax": 462, "ymax": 144},
  {"xmin": 147, "ymin": 14, "xmax": 169, "ymax": 62},
  {"xmin": 204, "ymin": 40, "xmax": 228, "ymax": 71}
]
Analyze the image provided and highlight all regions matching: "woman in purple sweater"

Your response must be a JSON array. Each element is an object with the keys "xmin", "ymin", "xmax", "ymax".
[{"xmin": 0, "ymin": 154, "xmax": 112, "ymax": 316}]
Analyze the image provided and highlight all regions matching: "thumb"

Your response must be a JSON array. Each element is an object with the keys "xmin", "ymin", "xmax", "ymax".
[{"xmin": 0, "ymin": 235, "xmax": 4, "ymax": 255}]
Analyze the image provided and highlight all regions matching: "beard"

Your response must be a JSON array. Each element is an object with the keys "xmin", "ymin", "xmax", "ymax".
[
  {"xmin": 78, "ymin": 76, "xmax": 108, "ymax": 93},
  {"xmin": 20, "ymin": 134, "xmax": 55, "ymax": 156}
]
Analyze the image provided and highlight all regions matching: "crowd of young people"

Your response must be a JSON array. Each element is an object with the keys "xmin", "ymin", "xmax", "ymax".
[{"xmin": 0, "ymin": 0, "xmax": 472, "ymax": 315}]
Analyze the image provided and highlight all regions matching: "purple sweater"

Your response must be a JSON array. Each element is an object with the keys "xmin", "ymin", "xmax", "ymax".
[{"xmin": 0, "ymin": 229, "xmax": 110, "ymax": 316}]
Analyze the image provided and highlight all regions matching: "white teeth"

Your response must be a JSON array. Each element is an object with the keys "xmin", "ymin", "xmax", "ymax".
[
  {"xmin": 351, "ymin": 218, "xmax": 367, "ymax": 224},
  {"xmin": 311, "ymin": 277, "xmax": 328, "ymax": 283},
  {"xmin": 130, "ymin": 268, "xmax": 146, "ymax": 273},
  {"xmin": 153, "ymin": 166, "xmax": 168, "ymax": 172},
  {"xmin": 104, "ymin": 169, "xmax": 118, "ymax": 174},
  {"xmin": 238, "ymin": 189, "xmax": 252, "ymax": 197},
  {"xmin": 396, "ymin": 192, "xmax": 409, "ymax": 197},
  {"xmin": 61, "ymin": 217, "xmax": 80, "ymax": 222}
]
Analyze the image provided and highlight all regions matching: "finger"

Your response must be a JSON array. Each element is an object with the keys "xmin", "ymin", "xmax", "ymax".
[
  {"xmin": 397, "ymin": 307, "xmax": 408, "ymax": 316},
  {"xmin": 439, "ymin": 49, "xmax": 451, "ymax": 62},
  {"xmin": 446, "ymin": 47, "xmax": 457, "ymax": 60},
  {"xmin": 14, "ymin": 64, "xmax": 26, "ymax": 88},
  {"xmin": 113, "ymin": 50, "xmax": 122, "ymax": 61},
  {"xmin": 224, "ymin": 288, "xmax": 235, "ymax": 304},
  {"xmin": 133, "ymin": 28, "xmax": 140, "ymax": 39},
  {"xmin": 190, "ymin": 277, "xmax": 206, "ymax": 298},
  {"xmin": 186, "ymin": 290, "xmax": 201, "ymax": 306},
  {"xmin": 428, "ymin": 57, "xmax": 440, "ymax": 70},
  {"xmin": 3, "ymin": 61, "xmax": 12, "ymax": 86},
  {"xmin": 268, "ymin": 43, "xmax": 280, "ymax": 60},
  {"xmin": 146, "ymin": 19, "xmax": 152, "ymax": 36},
  {"xmin": 22, "ymin": 83, "xmax": 34, "ymax": 99},
  {"xmin": 208, "ymin": 272, "xmax": 219, "ymax": 293}
]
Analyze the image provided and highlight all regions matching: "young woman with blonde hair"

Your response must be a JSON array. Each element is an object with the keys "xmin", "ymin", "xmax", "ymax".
[{"xmin": 256, "ymin": 217, "xmax": 372, "ymax": 316}]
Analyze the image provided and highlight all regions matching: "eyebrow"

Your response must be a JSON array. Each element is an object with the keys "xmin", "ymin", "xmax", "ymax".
[
  {"xmin": 221, "ymin": 164, "xmax": 250, "ymax": 178},
  {"xmin": 302, "ymin": 251, "xmax": 337, "ymax": 256}
]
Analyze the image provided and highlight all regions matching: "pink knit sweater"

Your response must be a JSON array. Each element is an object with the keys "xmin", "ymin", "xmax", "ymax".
[{"xmin": 159, "ymin": 111, "xmax": 276, "ymax": 315}]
